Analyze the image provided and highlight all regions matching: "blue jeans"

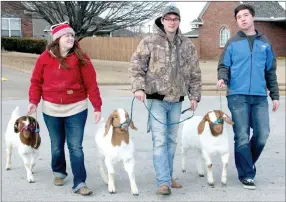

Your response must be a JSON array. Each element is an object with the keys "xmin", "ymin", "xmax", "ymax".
[
  {"xmin": 43, "ymin": 109, "xmax": 88, "ymax": 192},
  {"xmin": 147, "ymin": 99, "xmax": 182, "ymax": 188},
  {"xmin": 227, "ymin": 95, "xmax": 270, "ymax": 181}
]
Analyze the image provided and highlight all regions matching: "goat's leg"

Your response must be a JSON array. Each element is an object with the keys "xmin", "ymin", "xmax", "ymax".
[
  {"xmin": 181, "ymin": 146, "xmax": 189, "ymax": 173},
  {"xmin": 105, "ymin": 158, "xmax": 116, "ymax": 194},
  {"xmin": 202, "ymin": 149, "xmax": 214, "ymax": 187},
  {"xmin": 99, "ymin": 156, "xmax": 108, "ymax": 185},
  {"xmin": 195, "ymin": 149, "xmax": 205, "ymax": 177},
  {"xmin": 30, "ymin": 150, "xmax": 39, "ymax": 174},
  {"xmin": 123, "ymin": 158, "xmax": 139, "ymax": 196},
  {"xmin": 220, "ymin": 152, "xmax": 229, "ymax": 185},
  {"xmin": 18, "ymin": 151, "xmax": 34, "ymax": 183},
  {"xmin": 5, "ymin": 142, "xmax": 13, "ymax": 170}
]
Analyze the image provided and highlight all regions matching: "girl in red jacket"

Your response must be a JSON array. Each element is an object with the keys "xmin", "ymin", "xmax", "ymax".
[{"xmin": 28, "ymin": 22, "xmax": 102, "ymax": 195}]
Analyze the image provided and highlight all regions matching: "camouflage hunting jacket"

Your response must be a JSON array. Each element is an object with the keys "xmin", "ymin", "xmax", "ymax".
[{"xmin": 129, "ymin": 17, "xmax": 201, "ymax": 102}]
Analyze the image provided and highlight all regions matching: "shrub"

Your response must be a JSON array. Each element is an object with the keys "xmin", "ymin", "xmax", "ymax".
[{"xmin": 1, "ymin": 37, "xmax": 47, "ymax": 54}]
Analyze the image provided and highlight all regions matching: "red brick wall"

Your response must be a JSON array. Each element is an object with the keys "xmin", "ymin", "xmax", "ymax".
[
  {"xmin": 189, "ymin": 38, "xmax": 200, "ymax": 58},
  {"xmin": 255, "ymin": 21, "xmax": 286, "ymax": 57},
  {"xmin": 199, "ymin": 2, "xmax": 286, "ymax": 58},
  {"xmin": 199, "ymin": 2, "xmax": 239, "ymax": 59},
  {"xmin": 1, "ymin": 1, "xmax": 32, "ymax": 37}
]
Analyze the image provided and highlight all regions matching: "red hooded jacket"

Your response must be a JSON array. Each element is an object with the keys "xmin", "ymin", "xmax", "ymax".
[{"xmin": 29, "ymin": 50, "xmax": 102, "ymax": 111}]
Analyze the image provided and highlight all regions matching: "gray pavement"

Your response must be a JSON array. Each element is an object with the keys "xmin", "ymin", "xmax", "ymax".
[{"xmin": 1, "ymin": 67, "xmax": 285, "ymax": 201}]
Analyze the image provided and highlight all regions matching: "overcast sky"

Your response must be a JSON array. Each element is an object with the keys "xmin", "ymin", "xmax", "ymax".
[{"xmin": 144, "ymin": 1, "xmax": 286, "ymax": 34}]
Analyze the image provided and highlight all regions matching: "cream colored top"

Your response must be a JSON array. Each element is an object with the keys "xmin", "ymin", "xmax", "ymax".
[{"xmin": 42, "ymin": 99, "xmax": 88, "ymax": 117}]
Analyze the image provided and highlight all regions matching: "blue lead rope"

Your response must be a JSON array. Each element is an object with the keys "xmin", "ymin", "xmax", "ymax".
[
  {"xmin": 115, "ymin": 97, "xmax": 194, "ymax": 128},
  {"xmin": 141, "ymin": 99, "xmax": 195, "ymax": 126}
]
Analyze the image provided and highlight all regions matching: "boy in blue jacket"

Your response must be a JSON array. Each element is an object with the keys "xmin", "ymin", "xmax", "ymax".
[{"xmin": 217, "ymin": 4, "xmax": 280, "ymax": 190}]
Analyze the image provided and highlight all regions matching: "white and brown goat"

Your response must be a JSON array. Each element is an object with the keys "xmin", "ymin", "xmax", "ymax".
[
  {"xmin": 5, "ymin": 106, "xmax": 41, "ymax": 183},
  {"xmin": 95, "ymin": 108, "xmax": 139, "ymax": 195},
  {"xmin": 181, "ymin": 110, "xmax": 234, "ymax": 186}
]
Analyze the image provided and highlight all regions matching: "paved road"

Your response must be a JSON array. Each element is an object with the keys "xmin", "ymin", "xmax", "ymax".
[{"xmin": 1, "ymin": 67, "xmax": 285, "ymax": 201}]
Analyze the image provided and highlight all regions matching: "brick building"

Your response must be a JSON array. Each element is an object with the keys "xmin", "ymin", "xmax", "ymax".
[
  {"xmin": 1, "ymin": 1, "xmax": 137, "ymax": 40},
  {"xmin": 1, "ymin": 1, "xmax": 32, "ymax": 37},
  {"xmin": 189, "ymin": 1, "xmax": 286, "ymax": 58}
]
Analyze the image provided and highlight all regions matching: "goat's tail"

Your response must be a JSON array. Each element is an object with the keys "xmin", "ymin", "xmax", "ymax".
[{"xmin": 11, "ymin": 106, "xmax": 20, "ymax": 118}]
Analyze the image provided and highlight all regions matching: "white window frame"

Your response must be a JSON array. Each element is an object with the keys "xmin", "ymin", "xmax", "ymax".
[
  {"xmin": 219, "ymin": 27, "xmax": 230, "ymax": 48},
  {"xmin": 1, "ymin": 18, "xmax": 22, "ymax": 37}
]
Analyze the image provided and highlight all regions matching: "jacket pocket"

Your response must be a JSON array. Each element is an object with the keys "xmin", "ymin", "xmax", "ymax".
[
  {"xmin": 150, "ymin": 45, "xmax": 167, "ymax": 78},
  {"xmin": 227, "ymin": 95, "xmax": 246, "ymax": 110}
]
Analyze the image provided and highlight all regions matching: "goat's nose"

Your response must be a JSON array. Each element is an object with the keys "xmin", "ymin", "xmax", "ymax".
[{"xmin": 215, "ymin": 124, "xmax": 222, "ymax": 130}]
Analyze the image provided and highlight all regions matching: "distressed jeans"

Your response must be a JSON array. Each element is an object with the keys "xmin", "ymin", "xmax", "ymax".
[
  {"xmin": 43, "ymin": 109, "xmax": 88, "ymax": 192},
  {"xmin": 147, "ymin": 99, "xmax": 182, "ymax": 188},
  {"xmin": 227, "ymin": 95, "xmax": 270, "ymax": 181}
]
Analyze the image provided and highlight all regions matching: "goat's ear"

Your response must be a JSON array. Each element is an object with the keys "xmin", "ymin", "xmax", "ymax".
[
  {"xmin": 129, "ymin": 120, "xmax": 137, "ymax": 131},
  {"xmin": 29, "ymin": 116, "xmax": 38, "ymax": 128},
  {"xmin": 14, "ymin": 119, "xmax": 19, "ymax": 133},
  {"xmin": 37, "ymin": 121, "xmax": 40, "ymax": 131},
  {"xmin": 104, "ymin": 114, "xmax": 113, "ymax": 136},
  {"xmin": 34, "ymin": 119, "xmax": 40, "ymax": 132},
  {"xmin": 197, "ymin": 114, "xmax": 208, "ymax": 135},
  {"xmin": 197, "ymin": 119, "xmax": 206, "ymax": 135},
  {"xmin": 223, "ymin": 113, "xmax": 234, "ymax": 125}
]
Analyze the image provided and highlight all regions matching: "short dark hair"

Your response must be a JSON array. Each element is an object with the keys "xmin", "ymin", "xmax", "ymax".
[{"xmin": 234, "ymin": 4, "xmax": 255, "ymax": 19}]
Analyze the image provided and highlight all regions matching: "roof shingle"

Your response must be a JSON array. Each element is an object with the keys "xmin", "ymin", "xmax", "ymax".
[{"xmin": 243, "ymin": 1, "xmax": 285, "ymax": 18}]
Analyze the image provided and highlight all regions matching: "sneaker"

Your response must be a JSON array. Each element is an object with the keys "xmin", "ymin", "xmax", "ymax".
[
  {"xmin": 54, "ymin": 177, "xmax": 64, "ymax": 186},
  {"xmin": 74, "ymin": 186, "xmax": 93, "ymax": 196},
  {"xmin": 242, "ymin": 179, "xmax": 256, "ymax": 190}
]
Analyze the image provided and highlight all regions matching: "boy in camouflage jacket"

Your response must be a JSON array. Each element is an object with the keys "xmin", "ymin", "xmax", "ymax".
[{"xmin": 129, "ymin": 6, "xmax": 201, "ymax": 195}]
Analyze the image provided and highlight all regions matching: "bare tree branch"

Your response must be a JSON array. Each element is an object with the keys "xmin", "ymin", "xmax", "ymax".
[{"xmin": 8, "ymin": 1, "xmax": 168, "ymax": 41}]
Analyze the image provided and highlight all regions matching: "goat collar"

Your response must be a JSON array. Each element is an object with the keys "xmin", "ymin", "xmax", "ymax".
[
  {"xmin": 20, "ymin": 123, "xmax": 40, "ymax": 135},
  {"xmin": 114, "ymin": 120, "xmax": 129, "ymax": 129},
  {"xmin": 207, "ymin": 120, "xmax": 224, "ymax": 137},
  {"xmin": 211, "ymin": 119, "xmax": 224, "ymax": 129}
]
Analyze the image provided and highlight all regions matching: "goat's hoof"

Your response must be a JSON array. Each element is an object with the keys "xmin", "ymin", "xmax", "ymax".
[
  {"xmin": 132, "ymin": 187, "xmax": 139, "ymax": 196},
  {"xmin": 182, "ymin": 169, "xmax": 186, "ymax": 173},
  {"xmin": 199, "ymin": 174, "xmax": 204, "ymax": 177},
  {"xmin": 108, "ymin": 187, "xmax": 116, "ymax": 194},
  {"xmin": 108, "ymin": 183, "xmax": 116, "ymax": 194},
  {"xmin": 208, "ymin": 183, "xmax": 215, "ymax": 187},
  {"xmin": 29, "ymin": 180, "xmax": 35, "ymax": 183},
  {"xmin": 6, "ymin": 167, "xmax": 11, "ymax": 171}
]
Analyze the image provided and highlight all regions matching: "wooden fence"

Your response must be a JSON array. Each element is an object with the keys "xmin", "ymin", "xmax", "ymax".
[
  {"xmin": 80, "ymin": 37, "xmax": 142, "ymax": 62},
  {"xmin": 80, "ymin": 37, "xmax": 200, "ymax": 61}
]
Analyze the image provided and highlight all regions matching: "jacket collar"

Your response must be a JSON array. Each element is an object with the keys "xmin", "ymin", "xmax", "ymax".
[
  {"xmin": 48, "ymin": 49, "xmax": 74, "ymax": 58},
  {"xmin": 237, "ymin": 29, "xmax": 263, "ymax": 38}
]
